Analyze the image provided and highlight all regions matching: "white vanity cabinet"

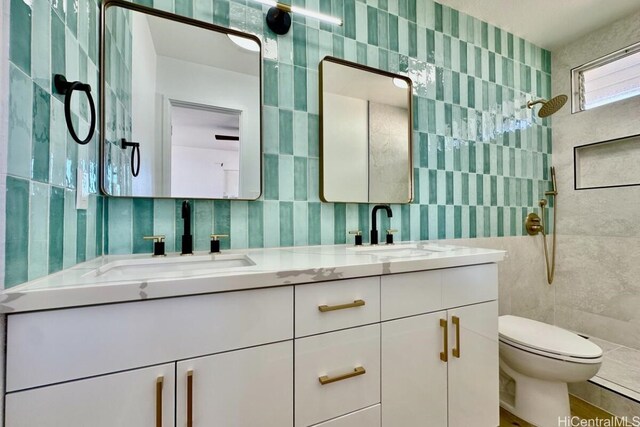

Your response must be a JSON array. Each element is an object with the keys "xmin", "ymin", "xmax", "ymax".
[
  {"xmin": 176, "ymin": 341, "xmax": 294, "ymax": 427},
  {"xmin": 3, "ymin": 260, "xmax": 500, "ymax": 427},
  {"xmin": 4, "ymin": 286, "xmax": 294, "ymax": 427},
  {"xmin": 381, "ymin": 264, "xmax": 499, "ymax": 427},
  {"xmin": 5, "ymin": 363, "xmax": 176, "ymax": 427}
]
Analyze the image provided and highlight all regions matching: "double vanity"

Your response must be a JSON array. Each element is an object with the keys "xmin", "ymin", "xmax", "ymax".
[{"xmin": 1, "ymin": 242, "xmax": 504, "ymax": 427}]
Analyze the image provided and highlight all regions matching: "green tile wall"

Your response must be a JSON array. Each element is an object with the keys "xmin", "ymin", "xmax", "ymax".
[{"xmin": 4, "ymin": 0, "xmax": 553, "ymax": 288}]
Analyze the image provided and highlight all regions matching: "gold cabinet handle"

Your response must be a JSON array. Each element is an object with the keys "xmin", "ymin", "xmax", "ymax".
[
  {"xmin": 187, "ymin": 370, "xmax": 193, "ymax": 427},
  {"xmin": 319, "ymin": 366, "xmax": 366, "ymax": 385},
  {"xmin": 156, "ymin": 376, "xmax": 163, "ymax": 427},
  {"xmin": 452, "ymin": 316, "xmax": 461, "ymax": 358},
  {"xmin": 318, "ymin": 299, "xmax": 365, "ymax": 312},
  {"xmin": 440, "ymin": 318, "xmax": 448, "ymax": 362}
]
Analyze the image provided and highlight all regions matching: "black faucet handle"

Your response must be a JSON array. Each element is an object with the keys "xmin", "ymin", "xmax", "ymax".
[
  {"xmin": 143, "ymin": 235, "xmax": 166, "ymax": 256},
  {"xmin": 348, "ymin": 230, "xmax": 363, "ymax": 246},
  {"xmin": 210, "ymin": 234, "xmax": 229, "ymax": 254},
  {"xmin": 386, "ymin": 229, "xmax": 397, "ymax": 245}
]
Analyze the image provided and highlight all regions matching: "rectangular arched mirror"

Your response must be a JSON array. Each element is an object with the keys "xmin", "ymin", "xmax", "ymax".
[
  {"xmin": 319, "ymin": 57, "xmax": 413, "ymax": 203},
  {"xmin": 100, "ymin": 0, "xmax": 262, "ymax": 200}
]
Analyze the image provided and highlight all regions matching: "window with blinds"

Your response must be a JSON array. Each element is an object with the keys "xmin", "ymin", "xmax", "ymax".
[{"xmin": 572, "ymin": 41, "xmax": 640, "ymax": 112}]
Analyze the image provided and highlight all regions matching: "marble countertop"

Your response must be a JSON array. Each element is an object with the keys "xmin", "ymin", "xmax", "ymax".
[{"xmin": 0, "ymin": 241, "xmax": 505, "ymax": 313}]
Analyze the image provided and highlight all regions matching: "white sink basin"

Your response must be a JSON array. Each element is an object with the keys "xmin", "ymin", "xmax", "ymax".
[
  {"xmin": 84, "ymin": 254, "xmax": 255, "ymax": 281},
  {"xmin": 348, "ymin": 243, "xmax": 454, "ymax": 258}
]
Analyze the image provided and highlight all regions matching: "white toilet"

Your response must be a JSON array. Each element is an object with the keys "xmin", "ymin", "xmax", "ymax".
[{"xmin": 499, "ymin": 315, "xmax": 603, "ymax": 427}]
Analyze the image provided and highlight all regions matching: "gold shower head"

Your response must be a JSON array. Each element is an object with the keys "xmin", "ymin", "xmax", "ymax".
[{"xmin": 527, "ymin": 94, "xmax": 568, "ymax": 118}]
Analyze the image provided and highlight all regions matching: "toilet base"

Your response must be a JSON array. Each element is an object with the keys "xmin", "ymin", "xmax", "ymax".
[{"xmin": 500, "ymin": 361, "xmax": 570, "ymax": 427}]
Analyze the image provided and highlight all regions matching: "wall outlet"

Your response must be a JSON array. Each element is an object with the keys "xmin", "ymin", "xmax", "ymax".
[{"xmin": 76, "ymin": 167, "xmax": 89, "ymax": 210}]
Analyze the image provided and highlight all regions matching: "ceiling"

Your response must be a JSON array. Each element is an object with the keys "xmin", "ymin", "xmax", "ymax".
[
  {"xmin": 436, "ymin": 0, "xmax": 640, "ymax": 50},
  {"xmin": 144, "ymin": 13, "xmax": 260, "ymax": 77}
]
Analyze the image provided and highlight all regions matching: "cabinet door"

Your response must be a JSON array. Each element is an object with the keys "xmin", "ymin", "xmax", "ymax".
[
  {"xmin": 314, "ymin": 405, "xmax": 381, "ymax": 427},
  {"xmin": 447, "ymin": 301, "xmax": 499, "ymax": 427},
  {"xmin": 176, "ymin": 341, "xmax": 293, "ymax": 427},
  {"xmin": 5, "ymin": 363, "xmax": 175, "ymax": 427},
  {"xmin": 381, "ymin": 311, "xmax": 448, "ymax": 427}
]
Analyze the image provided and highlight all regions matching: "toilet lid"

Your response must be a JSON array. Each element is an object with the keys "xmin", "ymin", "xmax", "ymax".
[{"xmin": 499, "ymin": 315, "xmax": 602, "ymax": 359}]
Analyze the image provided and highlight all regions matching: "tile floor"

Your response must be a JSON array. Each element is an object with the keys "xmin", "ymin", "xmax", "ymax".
[
  {"xmin": 588, "ymin": 336, "xmax": 640, "ymax": 402},
  {"xmin": 500, "ymin": 395, "xmax": 618, "ymax": 427}
]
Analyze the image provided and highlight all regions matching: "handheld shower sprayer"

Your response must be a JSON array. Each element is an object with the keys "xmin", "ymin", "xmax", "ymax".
[{"xmin": 525, "ymin": 166, "xmax": 558, "ymax": 284}]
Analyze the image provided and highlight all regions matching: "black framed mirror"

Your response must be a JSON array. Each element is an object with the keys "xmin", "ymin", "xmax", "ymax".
[{"xmin": 100, "ymin": 0, "xmax": 262, "ymax": 200}]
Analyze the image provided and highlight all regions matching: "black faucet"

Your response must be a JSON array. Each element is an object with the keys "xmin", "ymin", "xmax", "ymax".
[
  {"xmin": 181, "ymin": 200, "xmax": 193, "ymax": 255},
  {"xmin": 370, "ymin": 204, "xmax": 393, "ymax": 245}
]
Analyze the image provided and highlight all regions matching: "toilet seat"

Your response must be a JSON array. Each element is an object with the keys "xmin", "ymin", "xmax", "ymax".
[{"xmin": 499, "ymin": 315, "xmax": 602, "ymax": 364}]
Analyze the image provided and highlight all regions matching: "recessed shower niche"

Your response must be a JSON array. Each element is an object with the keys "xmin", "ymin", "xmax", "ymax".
[{"xmin": 574, "ymin": 133, "xmax": 640, "ymax": 190}]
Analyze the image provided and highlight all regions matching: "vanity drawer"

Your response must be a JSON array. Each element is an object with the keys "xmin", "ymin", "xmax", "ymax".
[
  {"xmin": 295, "ymin": 277, "xmax": 380, "ymax": 337},
  {"xmin": 295, "ymin": 324, "xmax": 380, "ymax": 427},
  {"xmin": 313, "ymin": 405, "xmax": 381, "ymax": 427},
  {"xmin": 6, "ymin": 286, "xmax": 293, "ymax": 392},
  {"xmin": 381, "ymin": 270, "xmax": 442, "ymax": 320},
  {"xmin": 442, "ymin": 263, "xmax": 498, "ymax": 307}
]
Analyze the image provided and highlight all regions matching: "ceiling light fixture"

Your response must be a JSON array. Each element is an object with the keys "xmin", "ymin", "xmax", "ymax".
[{"xmin": 252, "ymin": 0, "xmax": 343, "ymax": 35}]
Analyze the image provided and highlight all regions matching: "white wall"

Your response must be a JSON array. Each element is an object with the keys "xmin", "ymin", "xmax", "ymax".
[
  {"xmin": 171, "ymin": 146, "xmax": 239, "ymax": 198},
  {"xmin": 322, "ymin": 93, "xmax": 368, "ymax": 203},
  {"xmin": 131, "ymin": 14, "xmax": 158, "ymax": 197},
  {"xmin": 552, "ymin": 9, "xmax": 640, "ymax": 349},
  {"xmin": 156, "ymin": 56, "xmax": 260, "ymax": 199}
]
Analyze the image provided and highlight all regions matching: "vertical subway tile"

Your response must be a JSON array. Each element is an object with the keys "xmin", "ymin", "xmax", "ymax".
[
  {"xmin": 107, "ymin": 197, "xmax": 132, "ymax": 255},
  {"xmin": 51, "ymin": 9, "xmax": 66, "ymax": 96},
  {"xmin": 10, "ymin": 0, "xmax": 31, "ymax": 74},
  {"xmin": 214, "ymin": 200, "xmax": 231, "ymax": 250},
  {"xmin": 8, "ymin": 65, "xmax": 33, "ymax": 179},
  {"xmin": 264, "ymin": 60, "xmax": 279, "ymax": 107},
  {"xmin": 333, "ymin": 203, "xmax": 346, "ymax": 244},
  {"xmin": 5, "ymin": 177, "xmax": 30, "ymax": 287},
  {"xmin": 76, "ymin": 209, "xmax": 87, "ymax": 263},
  {"xmin": 308, "ymin": 202, "xmax": 321, "ymax": 245},
  {"xmin": 294, "ymin": 66, "xmax": 308, "ymax": 111},
  {"xmin": 48, "ymin": 186, "xmax": 65, "ymax": 273},
  {"xmin": 279, "ymin": 202, "xmax": 294, "ymax": 246},
  {"xmin": 264, "ymin": 154, "xmax": 280, "ymax": 200},
  {"xmin": 294, "ymin": 157, "xmax": 308, "ymax": 201},
  {"xmin": 29, "ymin": 182, "xmax": 49, "ymax": 280},
  {"xmin": 32, "ymin": 0, "xmax": 51, "ymax": 90},
  {"xmin": 230, "ymin": 201, "xmax": 248, "ymax": 249},
  {"xmin": 264, "ymin": 201, "xmax": 278, "ymax": 247},
  {"xmin": 278, "ymin": 155, "xmax": 294, "ymax": 203},
  {"xmin": 248, "ymin": 201, "xmax": 264, "ymax": 248},
  {"xmin": 132, "ymin": 198, "xmax": 154, "ymax": 254},
  {"xmin": 279, "ymin": 110, "xmax": 294, "ymax": 155},
  {"xmin": 32, "ymin": 83, "xmax": 50, "ymax": 183},
  {"xmin": 193, "ymin": 200, "xmax": 213, "ymax": 251}
]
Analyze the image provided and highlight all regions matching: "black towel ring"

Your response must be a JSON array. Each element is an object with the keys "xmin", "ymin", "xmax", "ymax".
[
  {"xmin": 54, "ymin": 74, "xmax": 96, "ymax": 145},
  {"xmin": 121, "ymin": 138, "xmax": 141, "ymax": 177}
]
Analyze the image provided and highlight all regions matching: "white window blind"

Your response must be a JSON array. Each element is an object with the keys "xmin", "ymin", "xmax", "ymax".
[{"xmin": 575, "ymin": 45, "xmax": 640, "ymax": 111}]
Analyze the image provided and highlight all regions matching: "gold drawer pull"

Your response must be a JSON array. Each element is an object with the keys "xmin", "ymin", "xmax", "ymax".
[
  {"xmin": 440, "ymin": 318, "xmax": 448, "ymax": 362},
  {"xmin": 452, "ymin": 316, "xmax": 461, "ymax": 358},
  {"xmin": 319, "ymin": 366, "xmax": 366, "ymax": 385},
  {"xmin": 187, "ymin": 370, "xmax": 193, "ymax": 427},
  {"xmin": 156, "ymin": 376, "xmax": 163, "ymax": 427},
  {"xmin": 318, "ymin": 299, "xmax": 365, "ymax": 312}
]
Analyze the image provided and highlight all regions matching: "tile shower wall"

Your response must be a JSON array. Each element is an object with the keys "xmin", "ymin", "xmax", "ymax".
[
  {"xmin": 4, "ymin": 0, "xmax": 553, "ymax": 288},
  {"xmin": 552, "ymin": 9, "xmax": 640, "ymax": 350}
]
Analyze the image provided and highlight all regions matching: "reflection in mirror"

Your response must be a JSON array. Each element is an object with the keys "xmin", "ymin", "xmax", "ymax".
[
  {"xmin": 320, "ymin": 57, "xmax": 413, "ymax": 204},
  {"xmin": 101, "ymin": 1, "xmax": 262, "ymax": 199}
]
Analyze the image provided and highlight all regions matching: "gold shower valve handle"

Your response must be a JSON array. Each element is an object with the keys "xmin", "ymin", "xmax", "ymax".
[{"xmin": 525, "ymin": 213, "xmax": 543, "ymax": 236}]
